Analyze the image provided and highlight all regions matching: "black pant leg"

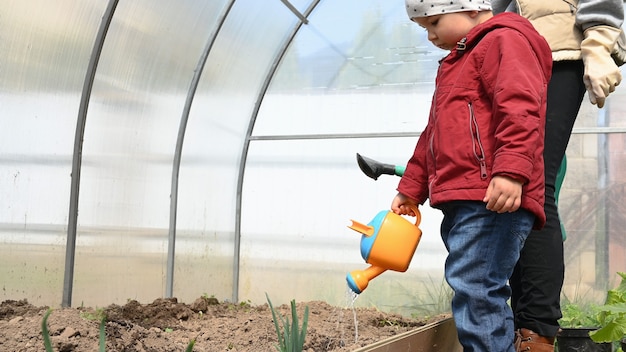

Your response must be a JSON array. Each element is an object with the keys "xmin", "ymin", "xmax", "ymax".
[{"xmin": 510, "ymin": 60, "xmax": 586, "ymax": 337}]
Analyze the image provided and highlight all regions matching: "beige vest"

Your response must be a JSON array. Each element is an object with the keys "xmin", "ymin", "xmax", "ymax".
[
  {"xmin": 517, "ymin": 0, "xmax": 626, "ymax": 64},
  {"xmin": 515, "ymin": 0, "xmax": 583, "ymax": 61}
]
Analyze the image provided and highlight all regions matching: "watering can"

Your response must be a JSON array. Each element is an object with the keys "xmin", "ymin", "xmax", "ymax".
[{"xmin": 346, "ymin": 206, "xmax": 422, "ymax": 294}]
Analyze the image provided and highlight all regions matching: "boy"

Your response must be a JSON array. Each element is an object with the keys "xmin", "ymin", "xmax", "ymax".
[{"xmin": 392, "ymin": 0, "xmax": 552, "ymax": 351}]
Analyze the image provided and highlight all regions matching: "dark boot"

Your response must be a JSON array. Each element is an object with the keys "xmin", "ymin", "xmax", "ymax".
[{"xmin": 514, "ymin": 328, "xmax": 555, "ymax": 352}]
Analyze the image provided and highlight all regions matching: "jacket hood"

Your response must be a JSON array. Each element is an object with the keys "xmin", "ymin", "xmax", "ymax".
[{"xmin": 460, "ymin": 12, "xmax": 552, "ymax": 80}]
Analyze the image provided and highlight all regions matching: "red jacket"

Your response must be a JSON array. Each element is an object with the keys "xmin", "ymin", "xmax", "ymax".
[{"xmin": 398, "ymin": 12, "xmax": 552, "ymax": 229}]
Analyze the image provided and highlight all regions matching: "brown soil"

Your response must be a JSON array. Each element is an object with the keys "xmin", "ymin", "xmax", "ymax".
[{"xmin": 0, "ymin": 297, "xmax": 449, "ymax": 352}]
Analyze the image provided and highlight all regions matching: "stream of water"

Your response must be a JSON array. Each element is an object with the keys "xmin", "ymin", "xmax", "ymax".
[{"xmin": 345, "ymin": 286, "xmax": 360, "ymax": 344}]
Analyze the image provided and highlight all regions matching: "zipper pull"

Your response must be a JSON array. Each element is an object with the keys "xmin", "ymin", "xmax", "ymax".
[
  {"xmin": 480, "ymin": 160, "xmax": 487, "ymax": 180},
  {"xmin": 456, "ymin": 37, "xmax": 467, "ymax": 51}
]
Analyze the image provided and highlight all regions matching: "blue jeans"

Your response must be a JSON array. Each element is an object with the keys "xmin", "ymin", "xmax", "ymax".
[{"xmin": 438, "ymin": 201, "xmax": 534, "ymax": 352}]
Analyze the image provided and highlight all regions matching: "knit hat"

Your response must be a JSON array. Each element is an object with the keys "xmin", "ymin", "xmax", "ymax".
[{"xmin": 406, "ymin": 0, "xmax": 492, "ymax": 18}]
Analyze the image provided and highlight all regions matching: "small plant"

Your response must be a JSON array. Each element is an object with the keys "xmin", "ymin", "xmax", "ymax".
[
  {"xmin": 559, "ymin": 300, "xmax": 601, "ymax": 328},
  {"xmin": 41, "ymin": 309, "xmax": 54, "ymax": 352},
  {"xmin": 266, "ymin": 293, "xmax": 309, "ymax": 352},
  {"xmin": 98, "ymin": 315, "xmax": 106, "ymax": 352},
  {"xmin": 389, "ymin": 276, "xmax": 453, "ymax": 319},
  {"xmin": 185, "ymin": 339, "xmax": 196, "ymax": 352},
  {"xmin": 559, "ymin": 272, "xmax": 626, "ymax": 351},
  {"xmin": 588, "ymin": 272, "xmax": 626, "ymax": 348},
  {"xmin": 374, "ymin": 317, "xmax": 409, "ymax": 328},
  {"xmin": 80, "ymin": 307, "xmax": 106, "ymax": 321}
]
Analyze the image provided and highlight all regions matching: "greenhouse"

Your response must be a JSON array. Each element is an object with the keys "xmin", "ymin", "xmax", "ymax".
[{"xmin": 2, "ymin": 1, "xmax": 626, "ymax": 349}]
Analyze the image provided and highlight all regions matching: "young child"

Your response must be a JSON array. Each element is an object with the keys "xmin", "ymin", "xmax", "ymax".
[{"xmin": 393, "ymin": 1, "xmax": 552, "ymax": 351}]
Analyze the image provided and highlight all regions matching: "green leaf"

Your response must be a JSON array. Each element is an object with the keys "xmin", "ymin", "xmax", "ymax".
[
  {"xmin": 99, "ymin": 315, "xmax": 107, "ymax": 352},
  {"xmin": 559, "ymin": 302, "xmax": 600, "ymax": 328},
  {"xmin": 590, "ymin": 319, "xmax": 626, "ymax": 343},
  {"xmin": 41, "ymin": 308, "xmax": 54, "ymax": 352},
  {"xmin": 266, "ymin": 293, "xmax": 287, "ymax": 352},
  {"xmin": 299, "ymin": 306, "xmax": 309, "ymax": 347},
  {"xmin": 185, "ymin": 339, "xmax": 196, "ymax": 352},
  {"xmin": 597, "ymin": 302, "xmax": 626, "ymax": 314}
]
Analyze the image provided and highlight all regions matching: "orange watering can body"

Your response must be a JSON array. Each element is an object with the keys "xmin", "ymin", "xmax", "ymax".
[{"xmin": 347, "ymin": 207, "xmax": 422, "ymax": 294}]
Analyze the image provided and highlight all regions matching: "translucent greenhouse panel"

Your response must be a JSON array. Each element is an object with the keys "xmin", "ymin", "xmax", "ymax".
[
  {"xmin": 255, "ymin": 0, "xmax": 446, "ymax": 136},
  {"xmin": 560, "ymin": 9, "xmax": 626, "ymax": 297},
  {"xmin": 173, "ymin": 0, "xmax": 305, "ymax": 304},
  {"xmin": 246, "ymin": 0, "xmax": 449, "ymax": 313},
  {"xmin": 560, "ymin": 80, "xmax": 626, "ymax": 301},
  {"xmin": 240, "ymin": 138, "xmax": 448, "ymax": 315},
  {"xmin": 70, "ymin": 1, "xmax": 227, "ymax": 307},
  {"xmin": 251, "ymin": 0, "xmax": 626, "ymax": 312},
  {"xmin": 0, "ymin": 1, "xmax": 107, "ymax": 306}
]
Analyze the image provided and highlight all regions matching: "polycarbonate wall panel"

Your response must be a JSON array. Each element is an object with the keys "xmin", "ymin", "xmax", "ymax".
[
  {"xmin": 242, "ymin": 138, "xmax": 448, "ymax": 313},
  {"xmin": 244, "ymin": 0, "xmax": 450, "ymax": 312},
  {"xmin": 2, "ymin": 0, "xmax": 626, "ymax": 314},
  {"xmin": 173, "ymin": 0, "xmax": 307, "ymax": 303},
  {"xmin": 71, "ymin": 1, "xmax": 225, "ymax": 307},
  {"xmin": 0, "ymin": 1, "xmax": 107, "ymax": 306},
  {"xmin": 560, "ymin": 85, "xmax": 626, "ymax": 299},
  {"xmin": 255, "ymin": 0, "xmax": 445, "ymax": 136},
  {"xmin": 247, "ymin": 0, "xmax": 626, "ymax": 312},
  {"xmin": 560, "ymin": 3, "xmax": 626, "ymax": 294}
]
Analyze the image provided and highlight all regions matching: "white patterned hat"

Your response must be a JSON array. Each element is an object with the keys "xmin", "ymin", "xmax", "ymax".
[{"xmin": 406, "ymin": 0, "xmax": 492, "ymax": 18}]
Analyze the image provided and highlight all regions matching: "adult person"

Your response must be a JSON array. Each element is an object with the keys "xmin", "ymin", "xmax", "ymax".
[
  {"xmin": 490, "ymin": 1, "xmax": 624, "ymax": 350},
  {"xmin": 394, "ymin": 1, "xmax": 553, "ymax": 350}
]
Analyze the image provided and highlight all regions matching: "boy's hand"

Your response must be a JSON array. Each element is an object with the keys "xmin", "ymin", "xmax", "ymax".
[
  {"xmin": 483, "ymin": 175, "xmax": 523, "ymax": 213},
  {"xmin": 391, "ymin": 192, "xmax": 418, "ymax": 216}
]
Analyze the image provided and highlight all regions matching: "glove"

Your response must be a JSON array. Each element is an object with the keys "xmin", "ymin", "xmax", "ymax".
[{"xmin": 580, "ymin": 26, "xmax": 623, "ymax": 108}]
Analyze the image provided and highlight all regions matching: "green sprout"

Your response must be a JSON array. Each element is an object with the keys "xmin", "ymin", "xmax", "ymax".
[
  {"xmin": 266, "ymin": 293, "xmax": 309, "ymax": 352},
  {"xmin": 41, "ymin": 309, "xmax": 53, "ymax": 352}
]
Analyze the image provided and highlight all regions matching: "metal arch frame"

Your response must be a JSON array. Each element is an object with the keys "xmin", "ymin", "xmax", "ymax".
[
  {"xmin": 63, "ymin": 0, "xmax": 119, "ymax": 308},
  {"xmin": 165, "ymin": 1, "xmax": 236, "ymax": 299},
  {"xmin": 59, "ymin": 0, "xmax": 626, "ymax": 308},
  {"xmin": 280, "ymin": 0, "xmax": 310, "ymax": 24},
  {"xmin": 61, "ymin": 0, "xmax": 336, "ymax": 307},
  {"xmin": 231, "ymin": 0, "xmax": 321, "ymax": 303}
]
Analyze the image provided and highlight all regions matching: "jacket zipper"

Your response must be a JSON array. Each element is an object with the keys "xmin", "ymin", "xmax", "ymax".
[
  {"xmin": 468, "ymin": 102, "xmax": 488, "ymax": 180},
  {"xmin": 428, "ymin": 97, "xmax": 436, "ymax": 199},
  {"xmin": 428, "ymin": 79, "xmax": 441, "ymax": 200}
]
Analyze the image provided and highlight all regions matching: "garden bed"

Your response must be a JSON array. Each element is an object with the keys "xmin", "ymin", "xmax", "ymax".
[{"xmin": 0, "ymin": 296, "xmax": 451, "ymax": 351}]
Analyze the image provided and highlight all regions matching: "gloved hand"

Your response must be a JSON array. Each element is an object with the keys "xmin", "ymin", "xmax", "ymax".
[{"xmin": 580, "ymin": 26, "xmax": 623, "ymax": 108}]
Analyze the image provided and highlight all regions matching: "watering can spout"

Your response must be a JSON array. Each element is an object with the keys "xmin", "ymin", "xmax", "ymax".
[
  {"xmin": 346, "ymin": 265, "xmax": 387, "ymax": 294},
  {"xmin": 348, "ymin": 220, "xmax": 374, "ymax": 237}
]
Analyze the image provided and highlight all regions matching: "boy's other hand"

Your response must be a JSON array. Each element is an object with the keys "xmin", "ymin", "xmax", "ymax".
[{"xmin": 483, "ymin": 175, "xmax": 522, "ymax": 213}]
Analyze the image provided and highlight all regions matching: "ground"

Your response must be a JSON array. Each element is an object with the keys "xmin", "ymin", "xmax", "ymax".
[{"xmin": 0, "ymin": 296, "xmax": 449, "ymax": 352}]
